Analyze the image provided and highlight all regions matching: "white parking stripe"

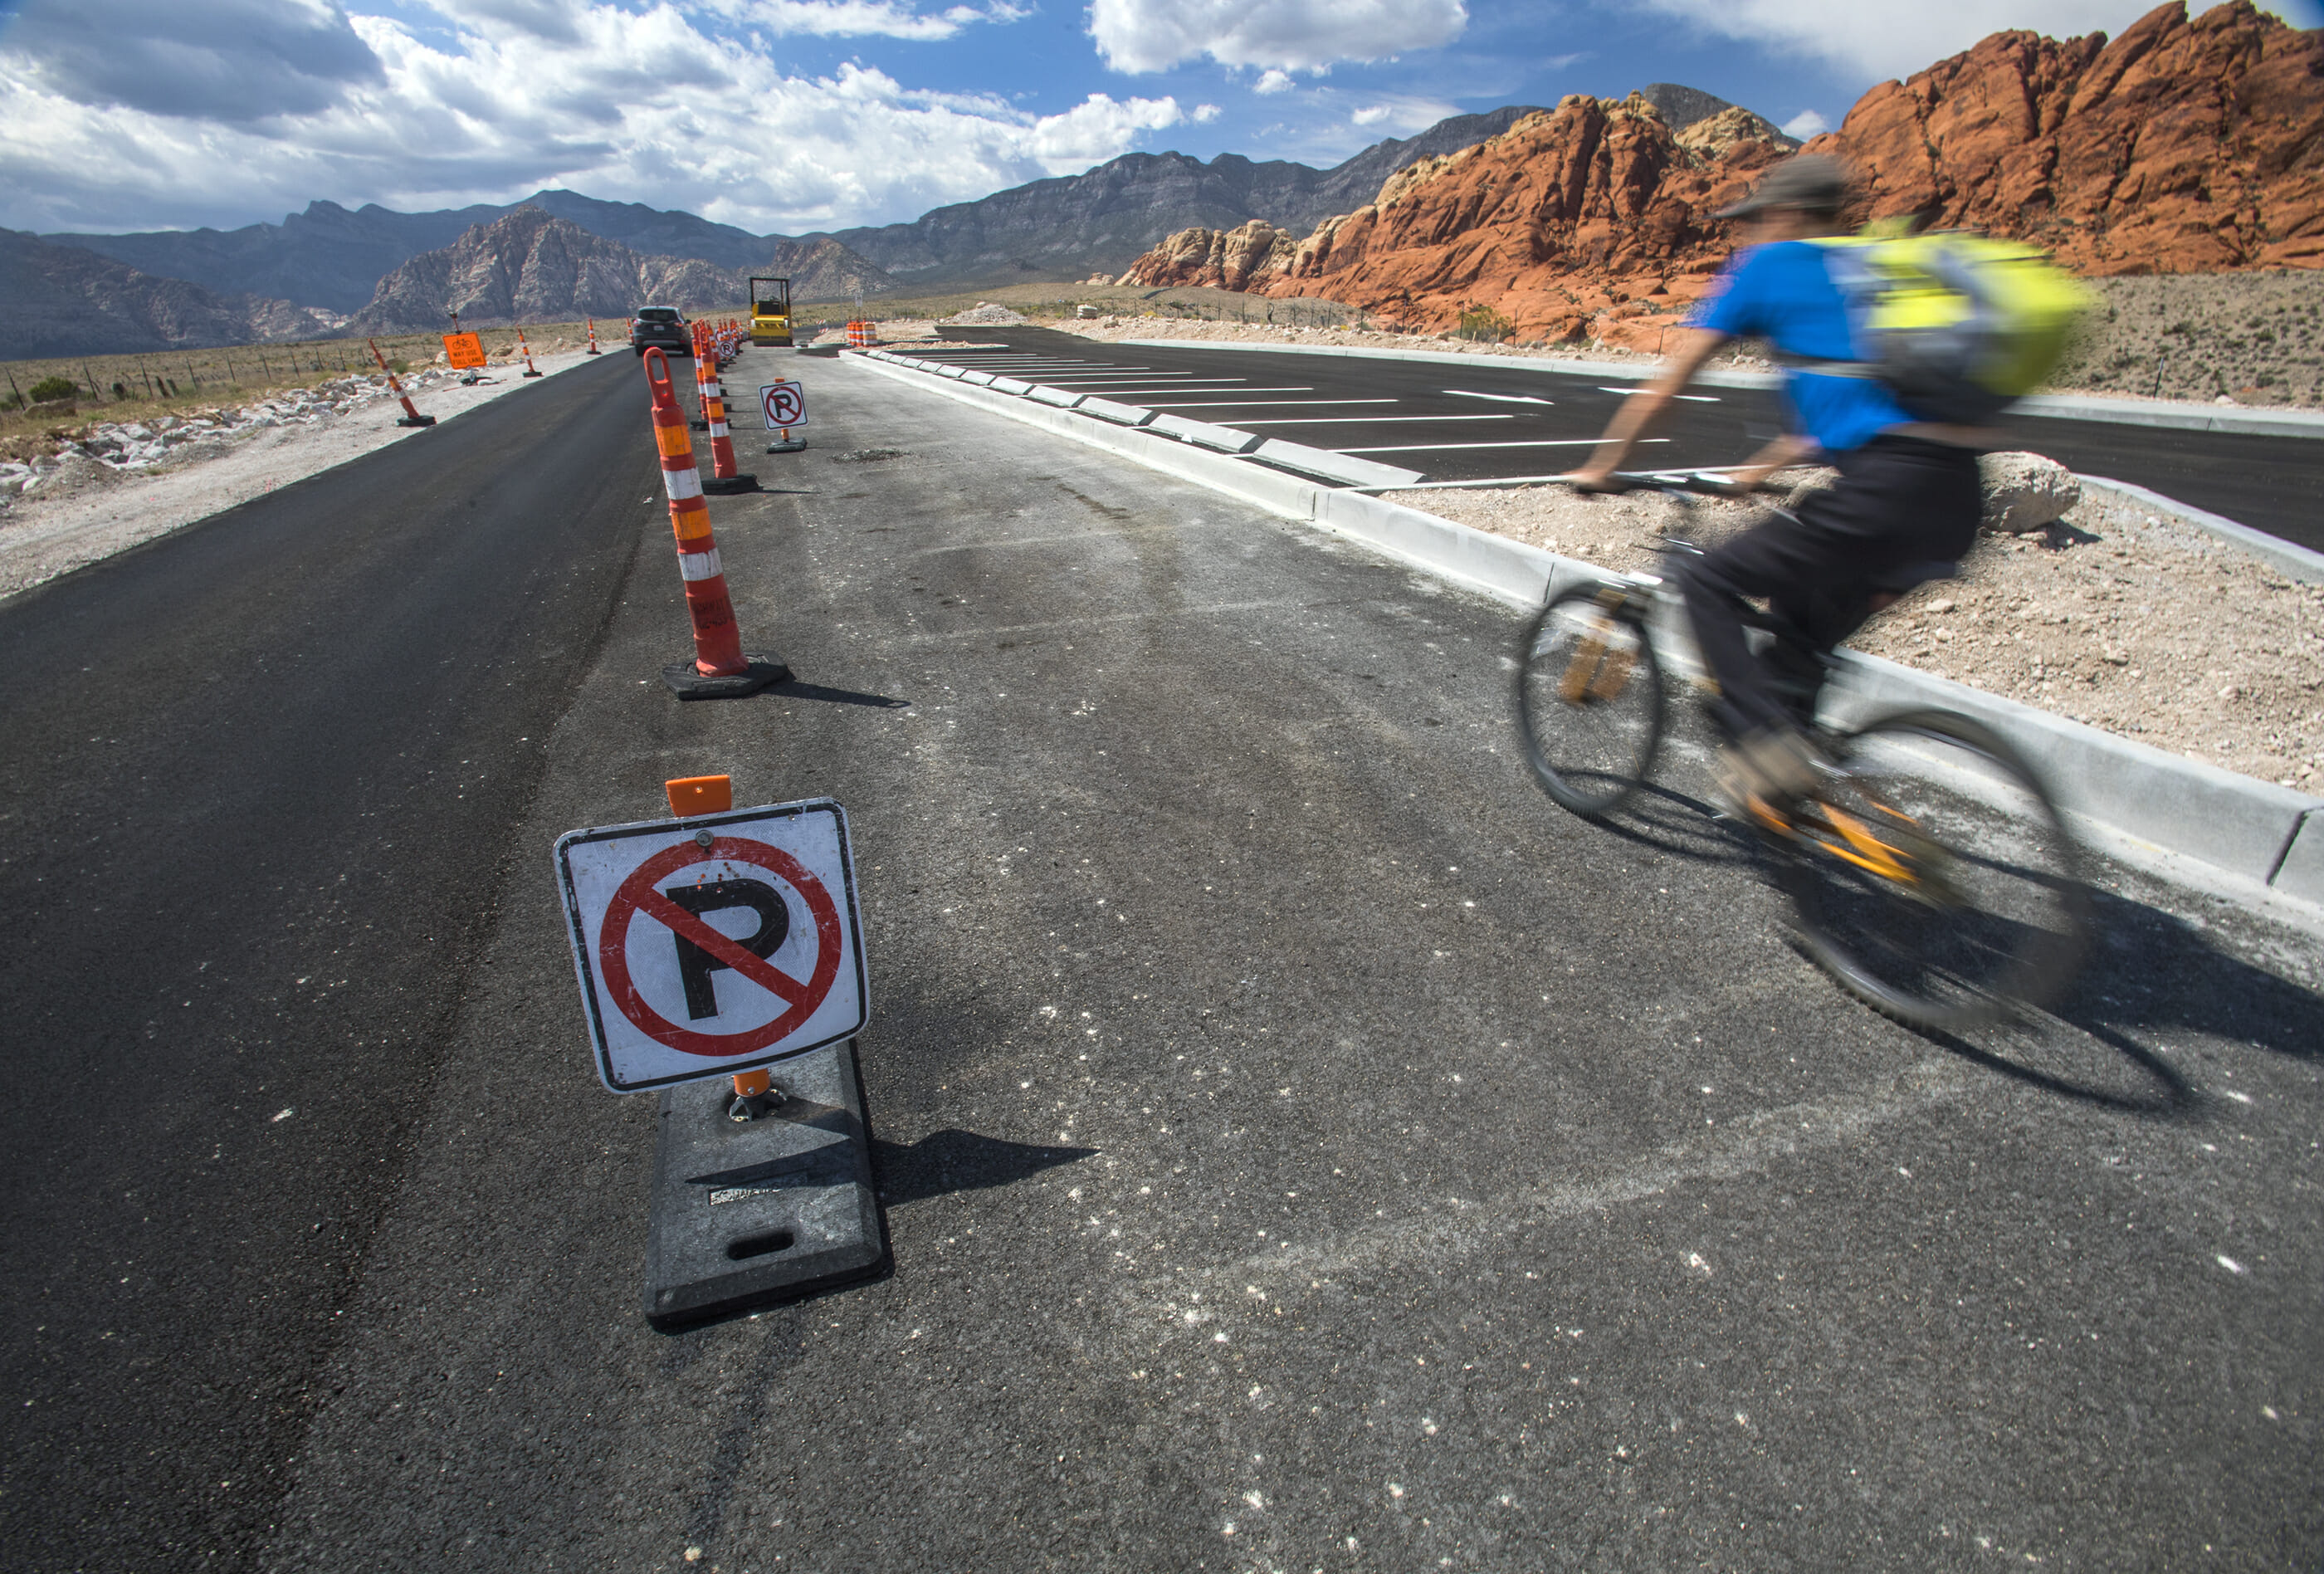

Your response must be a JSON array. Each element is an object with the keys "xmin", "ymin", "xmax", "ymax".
[
  {"xmin": 1599, "ymin": 386, "xmax": 1719, "ymax": 402},
  {"xmin": 1233, "ymin": 414, "xmax": 1513, "ymax": 426},
  {"xmin": 1338, "ymin": 437, "xmax": 1671, "ymax": 452},
  {"xmin": 1445, "ymin": 389, "xmax": 1554, "ymax": 405},
  {"xmin": 1140, "ymin": 398, "xmax": 1394, "ymax": 409}
]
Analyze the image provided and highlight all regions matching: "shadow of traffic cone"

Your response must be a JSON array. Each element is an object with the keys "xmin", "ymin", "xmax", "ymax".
[
  {"xmin": 368, "ymin": 339, "xmax": 436, "ymax": 428},
  {"xmin": 642, "ymin": 349, "xmax": 786, "ymax": 700}
]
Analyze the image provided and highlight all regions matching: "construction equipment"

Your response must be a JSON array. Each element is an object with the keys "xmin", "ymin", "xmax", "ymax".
[{"xmin": 749, "ymin": 276, "xmax": 793, "ymax": 347}]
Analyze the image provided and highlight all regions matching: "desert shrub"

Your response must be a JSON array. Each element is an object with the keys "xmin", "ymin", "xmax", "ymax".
[
  {"xmin": 27, "ymin": 374, "xmax": 78, "ymax": 403},
  {"xmin": 1457, "ymin": 303, "xmax": 1516, "ymax": 343}
]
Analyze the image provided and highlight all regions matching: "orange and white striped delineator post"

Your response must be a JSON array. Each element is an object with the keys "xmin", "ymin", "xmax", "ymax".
[
  {"xmin": 517, "ymin": 326, "xmax": 543, "ymax": 378},
  {"xmin": 585, "ymin": 318, "xmax": 602, "ymax": 355},
  {"xmin": 643, "ymin": 349, "xmax": 786, "ymax": 700},
  {"xmin": 367, "ymin": 339, "xmax": 436, "ymax": 428},
  {"xmin": 692, "ymin": 330, "xmax": 754, "ymax": 495}
]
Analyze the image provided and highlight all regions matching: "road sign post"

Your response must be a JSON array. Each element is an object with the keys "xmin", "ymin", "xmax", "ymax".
[
  {"xmin": 557, "ymin": 782, "xmax": 883, "ymax": 1324},
  {"xmin": 761, "ymin": 380, "xmax": 807, "ymax": 452}
]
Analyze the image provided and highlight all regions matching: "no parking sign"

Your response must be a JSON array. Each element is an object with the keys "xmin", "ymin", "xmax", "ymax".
[
  {"xmin": 760, "ymin": 380, "xmax": 806, "ymax": 429},
  {"xmin": 555, "ymin": 799, "xmax": 867, "ymax": 1092}
]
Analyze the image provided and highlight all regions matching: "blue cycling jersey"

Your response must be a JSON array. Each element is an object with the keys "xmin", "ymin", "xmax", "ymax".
[{"xmin": 1688, "ymin": 240, "xmax": 1916, "ymax": 455}]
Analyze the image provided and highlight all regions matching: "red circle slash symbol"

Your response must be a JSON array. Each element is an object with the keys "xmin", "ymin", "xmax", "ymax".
[{"xmin": 599, "ymin": 836, "xmax": 843, "ymax": 1057}]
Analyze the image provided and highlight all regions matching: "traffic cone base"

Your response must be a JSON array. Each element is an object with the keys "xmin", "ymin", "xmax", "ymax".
[
  {"xmin": 702, "ymin": 473, "xmax": 760, "ymax": 494},
  {"xmin": 661, "ymin": 651, "xmax": 790, "ymax": 700},
  {"xmin": 397, "ymin": 414, "xmax": 438, "ymax": 428}
]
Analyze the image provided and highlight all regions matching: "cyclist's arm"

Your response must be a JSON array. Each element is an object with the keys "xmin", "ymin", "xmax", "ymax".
[{"xmin": 1566, "ymin": 326, "xmax": 1728, "ymax": 487}]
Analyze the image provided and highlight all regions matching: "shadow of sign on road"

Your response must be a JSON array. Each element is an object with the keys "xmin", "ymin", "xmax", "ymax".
[{"xmin": 872, "ymin": 1128, "xmax": 1099, "ymax": 1206}]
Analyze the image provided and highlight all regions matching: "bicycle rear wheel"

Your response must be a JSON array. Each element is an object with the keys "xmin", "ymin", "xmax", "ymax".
[
  {"xmin": 1774, "ymin": 709, "xmax": 2091, "ymax": 1030},
  {"xmin": 1515, "ymin": 584, "xmax": 1665, "ymax": 817}
]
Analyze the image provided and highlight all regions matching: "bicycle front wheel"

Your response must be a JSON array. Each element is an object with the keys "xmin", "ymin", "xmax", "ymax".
[
  {"xmin": 1515, "ymin": 584, "xmax": 1665, "ymax": 817},
  {"xmin": 1775, "ymin": 709, "xmax": 2091, "ymax": 1030}
]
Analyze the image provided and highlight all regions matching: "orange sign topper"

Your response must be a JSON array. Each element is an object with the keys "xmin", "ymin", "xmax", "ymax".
[{"xmin": 442, "ymin": 331, "xmax": 486, "ymax": 370}]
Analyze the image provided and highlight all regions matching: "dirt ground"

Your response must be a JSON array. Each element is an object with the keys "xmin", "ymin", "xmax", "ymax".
[{"xmin": 1393, "ymin": 479, "xmax": 2324, "ymax": 789}]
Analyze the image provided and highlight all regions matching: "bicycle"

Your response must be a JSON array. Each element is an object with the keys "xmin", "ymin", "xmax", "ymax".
[{"xmin": 1513, "ymin": 474, "xmax": 2092, "ymax": 1030}]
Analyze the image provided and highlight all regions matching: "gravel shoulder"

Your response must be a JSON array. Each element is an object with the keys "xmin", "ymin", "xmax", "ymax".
[
  {"xmin": 1394, "ymin": 480, "xmax": 2324, "ymax": 788},
  {"xmin": 0, "ymin": 348, "xmax": 601, "ymax": 600}
]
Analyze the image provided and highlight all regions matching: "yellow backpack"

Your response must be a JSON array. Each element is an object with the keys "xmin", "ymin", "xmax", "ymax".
[{"xmin": 1807, "ymin": 230, "xmax": 2094, "ymax": 424}]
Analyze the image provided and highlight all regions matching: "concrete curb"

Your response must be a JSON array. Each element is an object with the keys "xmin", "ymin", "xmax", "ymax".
[
  {"xmin": 847, "ymin": 350, "xmax": 2324, "ymax": 922},
  {"xmin": 1111, "ymin": 337, "xmax": 2324, "ymax": 439},
  {"xmin": 2077, "ymin": 475, "xmax": 2324, "ymax": 586}
]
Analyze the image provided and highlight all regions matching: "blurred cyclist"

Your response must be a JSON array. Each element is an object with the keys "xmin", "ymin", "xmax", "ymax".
[{"xmin": 1566, "ymin": 155, "xmax": 1990, "ymax": 825}]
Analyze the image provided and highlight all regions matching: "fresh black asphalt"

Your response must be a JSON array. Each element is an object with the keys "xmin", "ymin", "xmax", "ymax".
[
  {"xmin": 919, "ymin": 328, "xmax": 2324, "ymax": 555},
  {"xmin": 0, "ymin": 351, "xmax": 646, "ymax": 1568},
  {"xmin": 3, "ymin": 347, "xmax": 2320, "ymax": 1572}
]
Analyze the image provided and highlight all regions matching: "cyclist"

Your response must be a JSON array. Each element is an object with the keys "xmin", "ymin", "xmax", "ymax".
[{"xmin": 1565, "ymin": 154, "xmax": 1989, "ymax": 824}]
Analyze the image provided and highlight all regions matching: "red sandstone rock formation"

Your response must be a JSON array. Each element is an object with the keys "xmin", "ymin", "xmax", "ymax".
[{"xmin": 1118, "ymin": 2, "xmax": 2324, "ymax": 344}]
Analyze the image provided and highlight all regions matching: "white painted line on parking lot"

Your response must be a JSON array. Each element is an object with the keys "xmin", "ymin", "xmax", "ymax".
[
  {"xmin": 1600, "ymin": 386, "xmax": 1719, "ymax": 402},
  {"xmin": 1141, "ymin": 398, "xmax": 1395, "ymax": 409},
  {"xmin": 1445, "ymin": 389, "xmax": 1554, "ymax": 405},
  {"xmin": 1339, "ymin": 437, "xmax": 1670, "ymax": 453},
  {"xmin": 1081, "ymin": 386, "xmax": 1316, "ymax": 396},
  {"xmin": 1234, "ymin": 413, "xmax": 1514, "ymax": 426}
]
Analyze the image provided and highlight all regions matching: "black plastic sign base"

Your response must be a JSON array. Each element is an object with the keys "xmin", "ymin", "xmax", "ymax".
[
  {"xmin": 702, "ymin": 474, "xmax": 760, "ymax": 495},
  {"xmin": 661, "ymin": 652, "xmax": 790, "ymax": 701},
  {"xmin": 643, "ymin": 1039, "xmax": 884, "ymax": 1329},
  {"xmin": 766, "ymin": 437, "xmax": 807, "ymax": 453},
  {"xmin": 395, "ymin": 414, "xmax": 437, "ymax": 428}
]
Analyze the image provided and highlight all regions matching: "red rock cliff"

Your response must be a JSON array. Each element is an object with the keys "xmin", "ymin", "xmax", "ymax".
[{"xmin": 1119, "ymin": 2, "xmax": 2324, "ymax": 342}]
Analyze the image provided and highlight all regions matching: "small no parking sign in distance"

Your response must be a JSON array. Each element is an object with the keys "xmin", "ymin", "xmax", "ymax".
[{"xmin": 555, "ymin": 799, "xmax": 867, "ymax": 1093}]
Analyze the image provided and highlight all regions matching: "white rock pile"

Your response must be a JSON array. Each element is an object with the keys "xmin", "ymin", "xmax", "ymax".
[
  {"xmin": 940, "ymin": 302, "xmax": 1030, "ymax": 326},
  {"xmin": 0, "ymin": 371, "xmax": 453, "ymax": 500}
]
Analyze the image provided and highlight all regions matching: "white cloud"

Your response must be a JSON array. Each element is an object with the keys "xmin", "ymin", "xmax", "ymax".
[
  {"xmin": 691, "ymin": 0, "xmax": 1033, "ymax": 39},
  {"xmin": 1087, "ymin": 0, "xmax": 1467, "ymax": 73},
  {"xmin": 1350, "ymin": 105, "xmax": 1392, "ymax": 125},
  {"xmin": 1191, "ymin": 101, "xmax": 1222, "ymax": 122},
  {"xmin": 1252, "ymin": 68, "xmax": 1294, "ymax": 94},
  {"xmin": 1632, "ymin": 0, "xmax": 2294, "ymax": 83},
  {"xmin": 0, "ymin": 1, "xmax": 1189, "ymax": 234},
  {"xmin": 1780, "ymin": 109, "xmax": 1829, "ymax": 139}
]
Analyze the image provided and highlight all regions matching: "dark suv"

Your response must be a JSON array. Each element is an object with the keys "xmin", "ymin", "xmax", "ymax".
[{"xmin": 630, "ymin": 306, "xmax": 692, "ymax": 357}]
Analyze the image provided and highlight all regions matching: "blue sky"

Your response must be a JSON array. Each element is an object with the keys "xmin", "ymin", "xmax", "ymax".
[{"xmin": 1, "ymin": 0, "xmax": 2314, "ymax": 237}]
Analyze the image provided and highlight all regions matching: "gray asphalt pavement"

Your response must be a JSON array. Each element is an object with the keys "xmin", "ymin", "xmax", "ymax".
[
  {"xmin": 0, "ymin": 350, "xmax": 645, "ymax": 1570},
  {"xmin": 914, "ymin": 329, "xmax": 2324, "ymax": 554},
  {"xmin": 243, "ymin": 349, "xmax": 2321, "ymax": 1572}
]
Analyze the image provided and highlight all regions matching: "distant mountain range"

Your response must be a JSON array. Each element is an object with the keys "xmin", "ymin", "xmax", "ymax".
[
  {"xmin": 32, "ymin": 105, "xmax": 1593, "ymax": 316},
  {"xmin": 12, "ymin": 91, "xmax": 1763, "ymax": 359},
  {"xmin": 347, "ymin": 209, "xmax": 890, "ymax": 333},
  {"xmin": 0, "ymin": 228, "xmax": 340, "ymax": 361}
]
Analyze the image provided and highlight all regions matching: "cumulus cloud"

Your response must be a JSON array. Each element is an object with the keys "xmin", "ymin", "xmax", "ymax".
[
  {"xmin": 1087, "ymin": 0, "xmax": 1467, "ymax": 73},
  {"xmin": 1632, "ymin": 0, "xmax": 2295, "ymax": 83},
  {"xmin": 2, "ymin": 0, "xmax": 384, "ymax": 123},
  {"xmin": 1350, "ymin": 105, "xmax": 1392, "ymax": 125},
  {"xmin": 0, "ymin": 1, "xmax": 1191, "ymax": 233},
  {"xmin": 694, "ymin": 0, "xmax": 1033, "ymax": 39},
  {"xmin": 1252, "ymin": 68, "xmax": 1294, "ymax": 94},
  {"xmin": 1780, "ymin": 109, "xmax": 1829, "ymax": 139}
]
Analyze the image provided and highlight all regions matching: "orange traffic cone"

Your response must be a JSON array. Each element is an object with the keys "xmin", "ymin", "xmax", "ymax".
[
  {"xmin": 367, "ymin": 339, "xmax": 436, "ymax": 428},
  {"xmin": 518, "ymin": 326, "xmax": 543, "ymax": 378},
  {"xmin": 585, "ymin": 318, "xmax": 602, "ymax": 355}
]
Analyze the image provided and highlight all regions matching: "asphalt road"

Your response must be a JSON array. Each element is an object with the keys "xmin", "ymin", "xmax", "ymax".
[
  {"xmin": 914, "ymin": 328, "xmax": 2324, "ymax": 555},
  {"xmin": 0, "ymin": 349, "xmax": 647, "ymax": 1569},
  {"xmin": 208, "ymin": 350, "xmax": 2324, "ymax": 1570}
]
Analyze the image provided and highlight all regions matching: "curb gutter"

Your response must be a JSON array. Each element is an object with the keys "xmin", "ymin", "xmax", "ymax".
[
  {"xmin": 848, "ymin": 349, "xmax": 2324, "ymax": 922},
  {"xmin": 2077, "ymin": 475, "xmax": 2324, "ymax": 586},
  {"xmin": 1112, "ymin": 338, "xmax": 2324, "ymax": 441}
]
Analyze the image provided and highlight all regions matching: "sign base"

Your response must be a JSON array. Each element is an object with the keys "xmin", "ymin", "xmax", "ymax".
[
  {"xmin": 702, "ymin": 474, "xmax": 760, "ymax": 495},
  {"xmin": 766, "ymin": 437, "xmax": 807, "ymax": 453},
  {"xmin": 642, "ymin": 1039, "xmax": 885, "ymax": 1328},
  {"xmin": 662, "ymin": 652, "xmax": 790, "ymax": 700}
]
